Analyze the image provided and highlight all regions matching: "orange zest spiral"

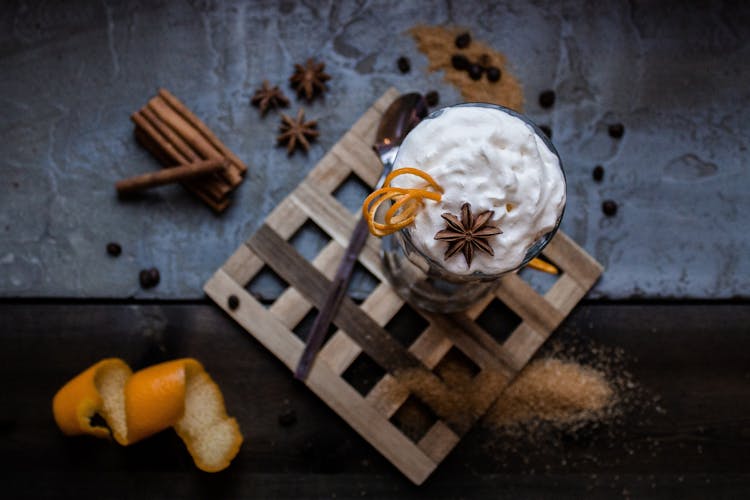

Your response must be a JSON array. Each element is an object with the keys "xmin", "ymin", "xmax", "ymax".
[{"xmin": 362, "ymin": 168, "xmax": 444, "ymax": 237}]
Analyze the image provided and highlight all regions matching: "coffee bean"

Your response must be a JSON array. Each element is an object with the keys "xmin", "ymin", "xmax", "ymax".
[
  {"xmin": 539, "ymin": 125, "xmax": 552, "ymax": 139},
  {"xmin": 278, "ymin": 409, "xmax": 297, "ymax": 427},
  {"xmin": 539, "ymin": 90, "xmax": 556, "ymax": 109},
  {"xmin": 602, "ymin": 200, "xmax": 618, "ymax": 216},
  {"xmin": 468, "ymin": 64, "xmax": 483, "ymax": 81},
  {"xmin": 227, "ymin": 294, "xmax": 240, "ymax": 310},
  {"xmin": 451, "ymin": 54, "xmax": 469, "ymax": 70},
  {"xmin": 397, "ymin": 56, "xmax": 410, "ymax": 73},
  {"xmin": 139, "ymin": 270, "xmax": 153, "ymax": 288},
  {"xmin": 455, "ymin": 32, "xmax": 471, "ymax": 49},
  {"xmin": 106, "ymin": 242, "xmax": 121, "ymax": 257},
  {"xmin": 593, "ymin": 165, "xmax": 604, "ymax": 182},
  {"xmin": 139, "ymin": 267, "xmax": 160, "ymax": 289},
  {"xmin": 486, "ymin": 66, "xmax": 501, "ymax": 82},
  {"xmin": 608, "ymin": 123, "xmax": 624, "ymax": 138},
  {"xmin": 425, "ymin": 90, "xmax": 439, "ymax": 107}
]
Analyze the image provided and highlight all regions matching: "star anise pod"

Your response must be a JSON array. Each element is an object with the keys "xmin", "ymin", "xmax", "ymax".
[
  {"xmin": 434, "ymin": 202, "xmax": 502, "ymax": 268},
  {"xmin": 277, "ymin": 109, "xmax": 319, "ymax": 155},
  {"xmin": 251, "ymin": 80, "xmax": 289, "ymax": 116},
  {"xmin": 289, "ymin": 58, "xmax": 331, "ymax": 102}
]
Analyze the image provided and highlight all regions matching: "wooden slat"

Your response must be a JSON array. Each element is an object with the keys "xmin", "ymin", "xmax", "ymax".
[
  {"xmin": 501, "ymin": 323, "xmax": 548, "ymax": 371},
  {"xmin": 408, "ymin": 326, "xmax": 453, "ymax": 370},
  {"xmin": 493, "ymin": 273, "xmax": 565, "ymax": 333},
  {"xmin": 222, "ymin": 243, "xmax": 263, "ymax": 287},
  {"xmin": 545, "ymin": 273, "xmax": 588, "ymax": 316},
  {"xmin": 431, "ymin": 313, "xmax": 516, "ymax": 377},
  {"xmin": 349, "ymin": 106, "xmax": 385, "ymax": 145},
  {"xmin": 331, "ymin": 133, "xmax": 382, "ymax": 187},
  {"xmin": 366, "ymin": 374, "xmax": 410, "ymax": 418},
  {"xmin": 542, "ymin": 231, "xmax": 603, "ymax": 289},
  {"xmin": 306, "ymin": 149, "xmax": 353, "ymax": 194},
  {"xmin": 418, "ymin": 421, "xmax": 461, "ymax": 464},
  {"xmin": 265, "ymin": 197, "xmax": 310, "ymax": 241},
  {"xmin": 269, "ymin": 241, "xmax": 345, "ymax": 330},
  {"xmin": 320, "ymin": 283, "xmax": 403, "ymax": 374}
]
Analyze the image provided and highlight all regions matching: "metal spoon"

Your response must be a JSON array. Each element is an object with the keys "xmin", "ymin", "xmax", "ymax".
[{"xmin": 294, "ymin": 93, "xmax": 428, "ymax": 380}]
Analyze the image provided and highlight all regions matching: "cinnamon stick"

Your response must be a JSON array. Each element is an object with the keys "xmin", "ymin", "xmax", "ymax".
[
  {"xmin": 134, "ymin": 127, "xmax": 229, "ymax": 213},
  {"xmin": 131, "ymin": 112, "xmax": 227, "ymax": 202},
  {"xmin": 147, "ymin": 97, "xmax": 243, "ymax": 187},
  {"xmin": 158, "ymin": 88, "xmax": 248, "ymax": 175},
  {"xmin": 116, "ymin": 159, "xmax": 228, "ymax": 195},
  {"xmin": 139, "ymin": 107, "xmax": 232, "ymax": 199}
]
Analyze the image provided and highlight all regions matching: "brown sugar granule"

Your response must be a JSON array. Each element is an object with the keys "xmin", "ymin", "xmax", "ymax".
[
  {"xmin": 409, "ymin": 25, "xmax": 524, "ymax": 111},
  {"xmin": 484, "ymin": 358, "xmax": 614, "ymax": 428}
]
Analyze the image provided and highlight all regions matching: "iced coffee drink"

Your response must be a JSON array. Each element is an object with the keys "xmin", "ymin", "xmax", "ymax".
[{"xmin": 376, "ymin": 103, "xmax": 566, "ymax": 312}]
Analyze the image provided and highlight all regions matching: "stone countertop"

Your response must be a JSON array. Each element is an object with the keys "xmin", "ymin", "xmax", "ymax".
[{"xmin": 1, "ymin": 0, "xmax": 748, "ymax": 300}]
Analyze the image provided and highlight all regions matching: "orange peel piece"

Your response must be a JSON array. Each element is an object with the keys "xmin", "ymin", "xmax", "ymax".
[
  {"xmin": 52, "ymin": 358, "xmax": 131, "ymax": 444},
  {"xmin": 362, "ymin": 167, "xmax": 444, "ymax": 237},
  {"xmin": 52, "ymin": 358, "xmax": 243, "ymax": 473},
  {"xmin": 383, "ymin": 167, "xmax": 444, "ymax": 193},
  {"xmin": 526, "ymin": 257, "xmax": 560, "ymax": 275}
]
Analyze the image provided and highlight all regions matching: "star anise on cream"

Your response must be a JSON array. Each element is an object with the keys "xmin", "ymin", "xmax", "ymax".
[
  {"xmin": 277, "ymin": 109, "xmax": 319, "ymax": 155},
  {"xmin": 251, "ymin": 80, "xmax": 289, "ymax": 116},
  {"xmin": 434, "ymin": 202, "xmax": 502, "ymax": 268},
  {"xmin": 289, "ymin": 58, "xmax": 331, "ymax": 102}
]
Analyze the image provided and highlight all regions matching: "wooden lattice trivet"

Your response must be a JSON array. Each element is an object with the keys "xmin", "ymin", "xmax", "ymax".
[{"xmin": 204, "ymin": 88, "xmax": 603, "ymax": 484}]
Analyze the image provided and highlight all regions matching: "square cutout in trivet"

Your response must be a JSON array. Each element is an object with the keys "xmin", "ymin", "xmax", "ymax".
[{"xmin": 204, "ymin": 88, "xmax": 603, "ymax": 485}]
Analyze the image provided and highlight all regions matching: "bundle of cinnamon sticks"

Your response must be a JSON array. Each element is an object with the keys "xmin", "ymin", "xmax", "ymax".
[{"xmin": 129, "ymin": 89, "xmax": 247, "ymax": 212}]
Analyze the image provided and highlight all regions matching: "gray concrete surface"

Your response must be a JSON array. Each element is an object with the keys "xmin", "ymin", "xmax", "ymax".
[{"xmin": 1, "ymin": 0, "xmax": 748, "ymax": 299}]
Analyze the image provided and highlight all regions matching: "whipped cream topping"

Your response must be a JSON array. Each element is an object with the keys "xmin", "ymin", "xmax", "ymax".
[{"xmin": 391, "ymin": 105, "xmax": 566, "ymax": 276}]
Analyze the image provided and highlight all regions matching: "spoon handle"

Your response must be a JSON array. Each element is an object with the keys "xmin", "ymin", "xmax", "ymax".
[{"xmin": 294, "ymin": 156, "xmax": 395, "ymax": 380}]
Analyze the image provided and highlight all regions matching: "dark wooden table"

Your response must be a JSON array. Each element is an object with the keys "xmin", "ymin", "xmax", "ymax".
[{"xmin": 2, "ymin": 301, "xmax": 748, "ymax": 499}]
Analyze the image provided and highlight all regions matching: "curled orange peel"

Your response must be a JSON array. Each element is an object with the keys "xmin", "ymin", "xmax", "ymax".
[
  {"xmin": 362, "ymin": 168, "xmax": 444, "ymax": 237},
  {"xmin": 52, "ymin": 358, "xmax": 243, "ymax": 473}
]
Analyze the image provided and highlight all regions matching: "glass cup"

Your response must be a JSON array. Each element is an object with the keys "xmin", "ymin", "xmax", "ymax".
[{"xmin": 380, "ymin": 103, "xmax": 566, "ymax": 313}]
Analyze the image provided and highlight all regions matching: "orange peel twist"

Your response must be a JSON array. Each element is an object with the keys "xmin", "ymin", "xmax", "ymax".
[
  {"xmin": 52, "ymin": 358, "xmax": 243, "ymax": 473},
  {"xmin": 362, "ymin": 167, "xmax": 444, "ymax": 237}
]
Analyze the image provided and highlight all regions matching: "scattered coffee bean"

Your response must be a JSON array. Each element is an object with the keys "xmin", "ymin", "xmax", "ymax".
[
  {"xmin": 106, "ymin": 242, "xmax": 122, "ymax": 257},
  {"xmin": 539, "ymin": 125, "xmax": 552, "ymax": 139},
  {"xmin": 425, "ymin": 90, "xmax": 439, "ymax": 107},
  {"xmin": 608, "ymin": 123, "xmax": 624, "ymax": 139},
  {"xmin": 455, "ymin": 32, "xmax": 471, "ymax": 49},
  {"xmin": 539, "ymin": 90, "xmax": 556, "ymax": 109},
  {"xmin": 227, "ymin": 294, "xmax": 240, "ymax": 310},
  {"xmin": 397, "ymin": 56, "xmax": 410, "ymax": 73},
  {"xmin": 451, "ymin": 54, "xmax": 469, "ymax": 70},
  {"xmin": 139, "ymin": 267, "xmax": 160, "ymax": 289},
  {"xmin": 278, "ymin": 409, "xmax": 297, "ymax": 427},
  {"xmin": 139, "ymin": 270, "xmax": 153, "ymax": 288},
  {"xmin": 593, "ymin": 165, "xmax": 604, "ymax": 182},
  {"xmin": 478, "ymin": 53, "xmax": 491, "ymax": 67},
  {"xmin": 486, "ymin": 66, "xmax": 501, "ymax": 82},
  {"xmin": 602, "ymin": 200, "xmax": 618, "ymax": 216},
  {"xmin": 468, "ymin": 63, "xmax": 483, "ymax": 81}
]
